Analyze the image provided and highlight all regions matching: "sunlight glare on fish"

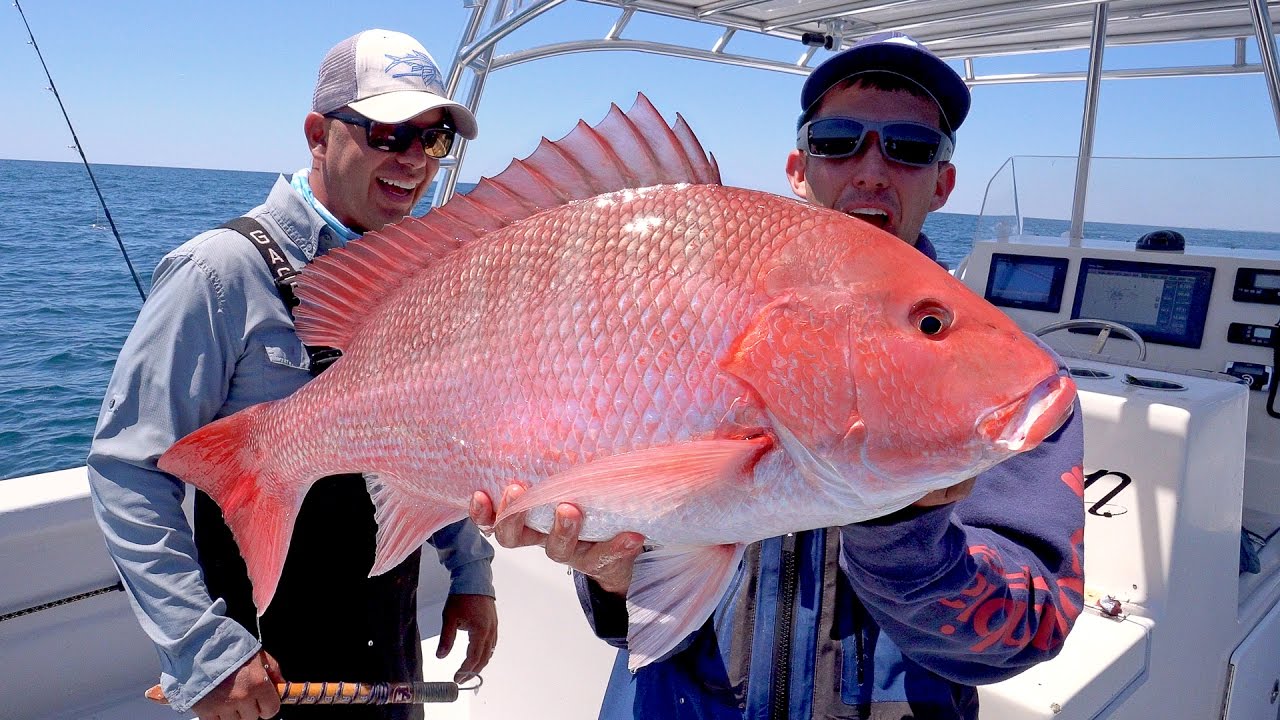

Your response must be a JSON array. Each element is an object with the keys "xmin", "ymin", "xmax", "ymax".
[{"xmin": 623, "ymin": 216, "xmax": 666, "ymax": 235}]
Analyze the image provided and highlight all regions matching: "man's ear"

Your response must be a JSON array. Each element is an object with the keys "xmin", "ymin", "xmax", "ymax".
[
  {"xmin": 304, "ymin": 112, "xmax": 328, "ymax": 163},
  {"xmin": 929, "ymin": 161, "xmax": 957, "ymax": 212},
  {"xmin": 785, "ymin": 149, "xmax": 809, "ymax": 200}
]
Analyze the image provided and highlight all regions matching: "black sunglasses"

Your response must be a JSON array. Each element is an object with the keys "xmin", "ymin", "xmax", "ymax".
[
  {"xmin": 324, "ymin": 110, "xmax": 456, "ymax": 158},
  {"xmin": 797, "ymin": 117, "xmax": 954, "ymax": 167}
]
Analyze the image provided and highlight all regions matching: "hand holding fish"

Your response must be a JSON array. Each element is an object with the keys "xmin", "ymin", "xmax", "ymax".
[
  {"xmin": 192, "ymin": 649, "xmax": 283, "ymax": 720},
  {"xmin": 470, "ymin": 487, "xmax": 644, "ymax": 596},
  {"xmin": 436, "ymin": 593, "xmax": 499, "ymax": 682}
]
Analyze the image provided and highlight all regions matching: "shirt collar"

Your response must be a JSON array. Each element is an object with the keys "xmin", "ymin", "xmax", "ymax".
[
  {"xmin": 290, "ymin": 168, "xmax": 361, "ymax": 245},
  {"xmin": 261, "ymin": 175, "xmax": 330, "ymax": 261}
]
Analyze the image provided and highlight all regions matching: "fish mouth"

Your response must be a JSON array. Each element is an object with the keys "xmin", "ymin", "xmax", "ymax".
[{"xmin": 977, "ymin": 372, "xmax": 1078, "ymax": 452}]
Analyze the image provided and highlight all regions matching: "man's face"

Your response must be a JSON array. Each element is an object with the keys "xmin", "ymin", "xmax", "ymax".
[
  {"xmin": 786, "ymin": 85, "xmax": 956, "ymax": 245},
  {"xmin": 304, "ymin": 107, "xmax": 447, "ymax": 234}
]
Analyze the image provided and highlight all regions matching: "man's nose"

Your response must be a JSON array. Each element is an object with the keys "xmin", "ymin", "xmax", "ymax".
[
  {"xmin": 848, "ymin": 131, "xmax": 890, "ymax": 187},
  {"xmin": 396, "ymin": 137, "xmax": 429, "ymax": 169}
]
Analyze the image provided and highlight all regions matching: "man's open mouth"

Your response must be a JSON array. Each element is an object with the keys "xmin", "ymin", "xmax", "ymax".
[{"xmin": 846, "ymin": 208, "xmax": 890, "ymax": 230}]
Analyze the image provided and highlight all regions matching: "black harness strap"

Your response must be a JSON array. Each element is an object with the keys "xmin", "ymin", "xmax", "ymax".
[{"xmin": 220, "ymin": 216, "xmax": 343, "ymax": 376}]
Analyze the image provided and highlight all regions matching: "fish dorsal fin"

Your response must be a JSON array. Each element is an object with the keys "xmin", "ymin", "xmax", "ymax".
[{"xmin": 292, "ymin": 93, "xmax": 721, "ymax": 350}]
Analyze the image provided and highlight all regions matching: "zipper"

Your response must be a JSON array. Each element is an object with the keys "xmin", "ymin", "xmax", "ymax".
[{"xmin": 770, "ymin": 532, "xmax": 800, "ymax": 719}]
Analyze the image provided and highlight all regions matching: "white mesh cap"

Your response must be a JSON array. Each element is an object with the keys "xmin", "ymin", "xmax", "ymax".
[{"xmin": 312, "ymin": 29, "xmax": 478, "ymax": 139}]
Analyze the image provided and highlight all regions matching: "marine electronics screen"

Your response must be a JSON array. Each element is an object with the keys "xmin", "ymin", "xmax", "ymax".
[
  {"xmin": 985, "ymin": 254, "xmax": 1069, "ymax": 313},
  {"xmin": 1071, "ymin": 258, "xmax": 1215, "ymax": 348}
]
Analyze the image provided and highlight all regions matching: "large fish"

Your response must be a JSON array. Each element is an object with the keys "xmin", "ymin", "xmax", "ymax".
[{"xmin": 159, "ymin": 94, "xmax": 1076, "ymax": 668}]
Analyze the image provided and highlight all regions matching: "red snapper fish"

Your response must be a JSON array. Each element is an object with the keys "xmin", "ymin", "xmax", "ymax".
[{"xmin": 159, "ymin": 94, "xmax": 1076, "ymax": 668}]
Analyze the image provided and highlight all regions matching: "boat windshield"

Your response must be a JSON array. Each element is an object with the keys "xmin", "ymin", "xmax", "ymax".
[{"xmin": 975, "ymin": 154, "xmax": 1280, "ymax": 251}]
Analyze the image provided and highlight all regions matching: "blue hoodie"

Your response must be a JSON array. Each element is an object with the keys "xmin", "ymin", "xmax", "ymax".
[{"xmin": 576, "ymin": 234, "xmax": 1086, "ymax": 719}]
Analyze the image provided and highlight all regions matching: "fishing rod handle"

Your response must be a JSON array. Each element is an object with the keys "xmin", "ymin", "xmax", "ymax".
[
  {"xmin": 283, "ymin": 680, "xmax": 460, "ymax": 705},
  {"xmin": 144, "ymin": 680, "xmax": 460, "ymax": 705}
]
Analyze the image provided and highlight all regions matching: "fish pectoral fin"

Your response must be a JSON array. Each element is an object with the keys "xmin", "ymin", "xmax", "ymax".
[
  {"xmin": 496, "ymin": 437, "xmax": 772, "ymax": 521},
  {"xmin": 625, "ymin": 543, "xmax": 746, "ymax": 670},
  {"xmin": 723, "ymin": 295, "xmax": 860, "ymax": 454},
  {"xmin": 366, "ymin": 474, "xmax": 466, "ymax": 576}
]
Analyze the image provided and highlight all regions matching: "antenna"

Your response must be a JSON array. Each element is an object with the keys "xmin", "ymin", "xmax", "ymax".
[{"xmin": 13, "ymin": 0, "xmax": 148, "ymax": 302}]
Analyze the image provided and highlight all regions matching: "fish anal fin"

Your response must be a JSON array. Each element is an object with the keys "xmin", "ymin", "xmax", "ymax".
[
  {"xmin": 723, "ymin": 296, "xmax": 860, "ymax": 454},
  {"xmin": 496, "ymin": 438, "xmax": 772, "ymax": 525},
  {"xmin": 366, "ymin": 474, "xmax": 465, "ymax": 576},
  {"xmin": 626, "ymin": 543, "xmax": 746, "ymax": 669}
]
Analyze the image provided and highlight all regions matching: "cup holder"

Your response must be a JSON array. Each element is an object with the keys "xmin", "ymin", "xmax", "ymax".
[
  {"xmin": 1122, "ymin": 374, "xmax": 1186, "ymax": 391},
  {"xmin": 1067, "ymin": 367, "xmax": 1113, "ymax": 379}
]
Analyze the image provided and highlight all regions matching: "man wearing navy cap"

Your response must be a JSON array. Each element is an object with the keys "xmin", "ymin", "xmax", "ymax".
[
  {"xmin": 473, "ymin": 31, "xmax": 1087, "ymax": 720},
  {"xmin": 788, "ymin": 31, "xmax": 969, "ymax": 259}
]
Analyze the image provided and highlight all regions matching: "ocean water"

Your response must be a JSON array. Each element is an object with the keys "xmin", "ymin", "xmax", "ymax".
[{"xmin": 1, "ymin": 158, "xmax": 1276, "ymax": 481}]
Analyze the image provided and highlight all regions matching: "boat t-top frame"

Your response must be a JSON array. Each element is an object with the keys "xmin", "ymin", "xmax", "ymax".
[{"xmin": 432, "ymin": 0, "xmax": 1280, "ymax": 242}]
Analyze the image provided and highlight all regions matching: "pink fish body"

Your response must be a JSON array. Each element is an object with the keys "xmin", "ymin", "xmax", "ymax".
[{"xmin": 159, "ymin": 95, "xmax": 1075, "ymax": 668}]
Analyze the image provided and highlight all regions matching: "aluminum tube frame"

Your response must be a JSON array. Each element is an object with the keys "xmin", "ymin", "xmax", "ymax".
[
  {"xmin": 457, "ymin": 0, "xmax": 568, "ymax": 70},
  {"xmin": 435, "ymin": 0, "xmax": 506, "ymax": 207},
  {"xmin": 1069, "ymin": 3, "xmax": 1109, "ymax": 245},
  {"xmin": 1247, "ymin": 0, "xmax": 1280, "ymax": 141}
]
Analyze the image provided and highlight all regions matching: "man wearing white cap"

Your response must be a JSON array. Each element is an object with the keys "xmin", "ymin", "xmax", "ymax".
[{"xmin": 88, "ymin": 29, "xmax": 495, "ymax": 720}]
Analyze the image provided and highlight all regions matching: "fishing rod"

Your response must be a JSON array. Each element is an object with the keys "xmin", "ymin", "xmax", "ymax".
[{"xmin": 13, "ymin": 0, "xmax": 147, "ymax": 302}]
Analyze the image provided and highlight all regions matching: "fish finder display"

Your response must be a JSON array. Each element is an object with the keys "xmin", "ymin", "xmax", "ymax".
[
  {"xmin": 1072, "ymin": 259, "xmax": 1215, "ymax": 348},
  {"xmin": 985, "ymin": 254, "xmax": 1069, "ymax": 313}
]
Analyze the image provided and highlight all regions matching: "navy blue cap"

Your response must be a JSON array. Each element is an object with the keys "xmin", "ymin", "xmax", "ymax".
[{"xmin": 800, "ymin": 31, "xmax": 971, "ymax": 136}]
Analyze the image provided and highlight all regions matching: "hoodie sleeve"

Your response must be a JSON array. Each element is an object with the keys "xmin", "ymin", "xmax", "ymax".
[{"xmin": 838, "ymin": 402, "xmax": 1086, "ymax": 685}]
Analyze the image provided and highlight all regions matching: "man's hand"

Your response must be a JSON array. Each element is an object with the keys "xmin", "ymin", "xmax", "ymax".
[
  {"xmin": 469, "ymin": 485, "xmax": 644, "ymax": 596},
  {"xmin": 436, "ymin": 593, "xmax": 498, "ymax": 683},
  {"xmin": 912, "ymin": 477, "xmax": 976, "ymax": 507},
  {"xmin": 192, "ymin": 649, "xmax": 282, "ymax": 720}
]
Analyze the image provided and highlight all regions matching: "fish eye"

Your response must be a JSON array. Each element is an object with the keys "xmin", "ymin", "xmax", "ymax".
[{"xmin": 909, "ymin": 301, "xmax": 952, "ymax": 337}]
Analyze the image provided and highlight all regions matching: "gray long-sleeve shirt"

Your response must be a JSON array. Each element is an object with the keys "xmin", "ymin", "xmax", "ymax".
[{"xmin": 87, "ymin": 176, "xmax": 494, "ymax": 713}]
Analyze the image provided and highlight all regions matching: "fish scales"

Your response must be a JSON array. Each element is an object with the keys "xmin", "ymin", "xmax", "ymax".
[{"xmin": 296, "ymin": 186, "xmax": 778, "ymax": 519}]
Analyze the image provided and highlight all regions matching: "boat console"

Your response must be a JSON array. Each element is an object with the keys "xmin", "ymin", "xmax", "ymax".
[
  {"xmin": 959, "ymin": 233, "xmax": 1280, "ymax": 719},
  {"xmin": 962, "ymin": 235, "xmax": 1280, "ymax": 517}
]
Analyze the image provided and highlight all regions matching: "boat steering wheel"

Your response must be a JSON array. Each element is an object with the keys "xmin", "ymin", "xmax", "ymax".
[{"xmin": 1033, "ymin": 318, "xmax": 1148, "ymax": 362}]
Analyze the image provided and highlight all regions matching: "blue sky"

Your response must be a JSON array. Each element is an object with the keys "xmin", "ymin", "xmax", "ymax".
[{"xmin": 3, "ymin": 1, "xmax": 1279, "ymax": 226}]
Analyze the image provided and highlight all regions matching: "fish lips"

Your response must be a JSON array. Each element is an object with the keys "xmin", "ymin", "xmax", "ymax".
[{"xmin": 977, "ymin": 372, "xmax": 1078, "ymax": 453}]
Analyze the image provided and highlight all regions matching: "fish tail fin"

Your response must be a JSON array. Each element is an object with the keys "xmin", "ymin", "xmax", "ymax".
[
  {"xmin": 158, "ymin": 402, "xmax": 304, "ymax": 614},
  {"xmin": 293, "ymin": 92, "xmax": 719, "ymax": 350}
]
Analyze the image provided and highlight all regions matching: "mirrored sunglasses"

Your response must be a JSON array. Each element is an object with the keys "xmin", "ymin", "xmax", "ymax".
[
  {"xmin": 797, "ymin": 117, "xmax": 954, "ymax": 167},
  {"xmin": 325, "ymin": 110, "xmax": 456, "ymax": 158}
]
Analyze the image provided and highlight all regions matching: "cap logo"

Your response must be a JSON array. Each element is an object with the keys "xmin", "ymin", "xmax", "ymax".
[{"xmin": 383, "ymin": 51, "xmax": 444, "ymax": 94}]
